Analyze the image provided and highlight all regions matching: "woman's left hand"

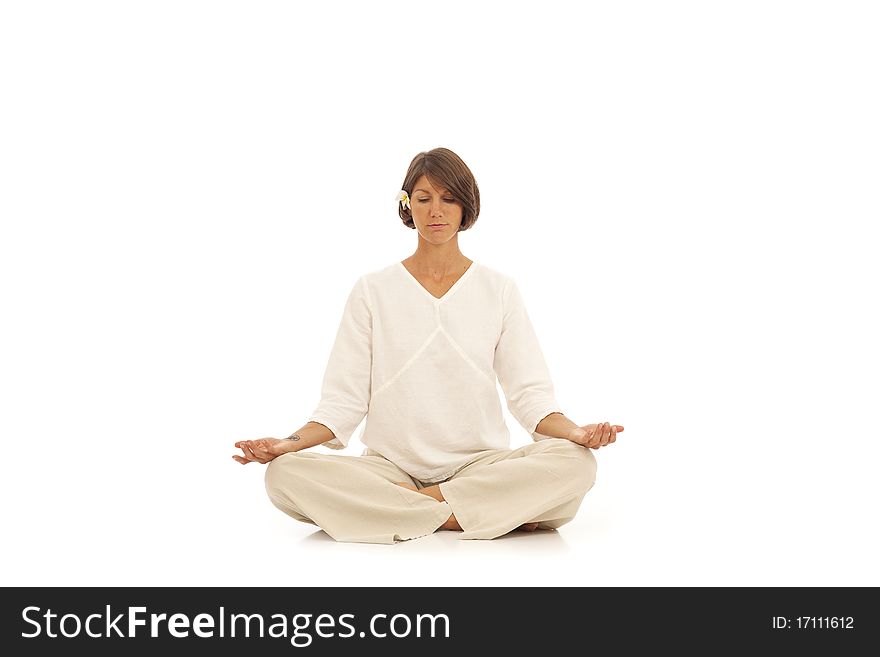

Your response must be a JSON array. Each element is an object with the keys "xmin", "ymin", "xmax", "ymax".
[{"xmin": 567, "ymin": 422, "xmax": 623, "ymax": 449}]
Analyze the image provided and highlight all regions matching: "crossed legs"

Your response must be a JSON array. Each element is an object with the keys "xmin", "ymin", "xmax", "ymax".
[{"xmin": 264, "ymin": 438, "xmax": 597, "ymax": 543}]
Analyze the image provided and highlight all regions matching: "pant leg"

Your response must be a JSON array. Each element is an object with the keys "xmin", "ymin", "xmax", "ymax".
[
  {"xmin": 436, "ymin": 438, "xmax": 597, "ymax": 540},
  {"xmin": 264, "ymin": 450, "xmax": 453, "ymax": 545}
]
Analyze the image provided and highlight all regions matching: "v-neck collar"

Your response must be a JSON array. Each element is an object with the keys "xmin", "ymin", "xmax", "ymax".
[{"xmin": 397, "ymin": 260, "xmax": 478, "ymax": 303}]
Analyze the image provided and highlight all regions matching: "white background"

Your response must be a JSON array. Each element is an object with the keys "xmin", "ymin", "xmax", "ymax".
[{"xmin": 1, "ymin": 1, "xmax": 877, "ymax": 586}]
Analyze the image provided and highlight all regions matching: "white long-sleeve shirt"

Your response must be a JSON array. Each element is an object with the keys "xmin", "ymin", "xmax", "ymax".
[{"xmin": 307, "ymin": 260, "xmax": 563, "ymax": 483}]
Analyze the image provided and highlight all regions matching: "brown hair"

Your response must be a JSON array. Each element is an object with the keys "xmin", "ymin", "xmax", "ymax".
[{"xmin": 398, "ymin": 147, "xmax": 481, "ymax": 231}]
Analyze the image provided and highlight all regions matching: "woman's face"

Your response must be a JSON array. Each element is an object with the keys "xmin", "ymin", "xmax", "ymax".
[{"xmin": 409, "ymin": 175, "xmax": 463, "ymax": 240}]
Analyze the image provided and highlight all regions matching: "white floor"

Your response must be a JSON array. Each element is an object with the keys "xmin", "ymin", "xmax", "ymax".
[{"xmin": 5, "ymin": 431, "xmax": 877, "ymax": 588}]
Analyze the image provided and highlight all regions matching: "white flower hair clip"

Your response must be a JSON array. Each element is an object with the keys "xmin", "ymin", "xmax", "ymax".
[{"xmin": 396, "ymin": 189, "xmax": 411, "ymax": 210}]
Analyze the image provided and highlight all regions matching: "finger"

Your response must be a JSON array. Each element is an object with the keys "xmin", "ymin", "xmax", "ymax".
[
  {"xmin": 602, "ymin": 422, "xmax": 611, "ymax": 446},
  {"xmin": 615, "ymin": 425, "xmax": 624, "ymax": 431},
  {"xmin": 246, "ymin": 442, "xmax": 270, "ymax": 463},
  {"xmin": 232, "ymin": 455, "xmax": 249, "ymax": 464},
  {"xmin": 246, "ymin": 448, "xmax": 266, "ymax": 463},
  {"xmin": 251, "ymin": 445, "xmax": 272, "ymax": 461},
  {"xmin": 609, "ymin": 426, "xmax": 617, "ymax": 444},
  {"xmin": 592, "ymin": 426, "xmax": 604, "ymax": 448}
]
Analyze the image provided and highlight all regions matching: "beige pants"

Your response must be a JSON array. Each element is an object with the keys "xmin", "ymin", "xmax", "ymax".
[{"xmin": 264, "ymin": 437, "xmax": 597, "ymax": 544}]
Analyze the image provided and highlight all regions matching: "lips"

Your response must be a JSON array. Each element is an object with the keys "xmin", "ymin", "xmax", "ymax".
[{"xmin": 428, "ymin": 224, "xmax": 446, "ymax": 226}]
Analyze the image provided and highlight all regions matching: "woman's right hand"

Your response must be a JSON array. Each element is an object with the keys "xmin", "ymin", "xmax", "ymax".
[{"xmin": 233, "ymin": 438, "xmax": 293, "ymax": 465}]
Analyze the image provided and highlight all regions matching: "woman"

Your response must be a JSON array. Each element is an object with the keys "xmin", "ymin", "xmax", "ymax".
[{"xmin": 233, "ymin": 147, "xmax": 623, "ymax": 544}]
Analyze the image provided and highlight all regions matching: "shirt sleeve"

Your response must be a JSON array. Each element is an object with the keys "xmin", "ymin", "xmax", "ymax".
[
  {"xmin": 493, "ymin": 277, "xmax": 564, "ymax": 442},
  {"xmin": 307, "ymin": 276, "xmax": 372, "ymax": 449}
]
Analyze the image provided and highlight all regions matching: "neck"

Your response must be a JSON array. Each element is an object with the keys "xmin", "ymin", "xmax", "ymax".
[{"xmin": 407, "ymin": 237, "xmax": 469, "ymax": 276}]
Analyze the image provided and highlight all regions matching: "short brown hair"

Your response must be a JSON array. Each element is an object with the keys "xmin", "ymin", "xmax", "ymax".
[{"xmin": 398, "ymin": 147, "xmax": 481, "ymax": 231}]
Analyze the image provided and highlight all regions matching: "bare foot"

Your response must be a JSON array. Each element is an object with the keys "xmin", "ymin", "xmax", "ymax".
[
  {"xmin": 395, "ymin": 483, "xmax": 538, "ymax": 532},
  {"xmin": 394, "ymin": 482, "xmax": 460, "ymax": 530}
]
